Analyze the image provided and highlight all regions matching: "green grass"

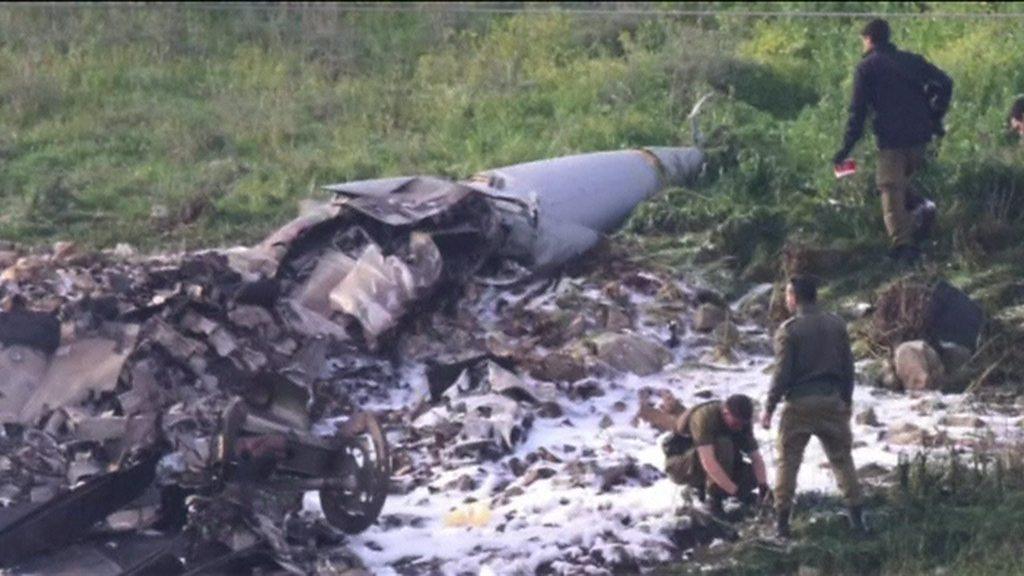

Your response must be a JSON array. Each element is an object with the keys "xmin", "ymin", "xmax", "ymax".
[
  {"xmin": 2, "ymin": 3, "xmax": 1022, "ymax": 253},
  {"xmin": 697, "ymin": 454, "xmax": 1024, "ymax": 576}
]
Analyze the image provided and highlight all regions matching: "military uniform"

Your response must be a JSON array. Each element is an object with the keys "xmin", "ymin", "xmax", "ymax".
[
  {"xmin": 767, "ymin": 304, "xmax": 863, "ymax": 512},
  {"xmin": 665, "ymin": 401, "xmax": 758, "ymax": 500},
  {"xmin": 878, "ymin": 146, "xmax": 927, "ymax": 249}
]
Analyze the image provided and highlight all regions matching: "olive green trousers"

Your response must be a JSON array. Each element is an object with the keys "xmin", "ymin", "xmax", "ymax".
[{"xmin": 774, "ymin": 394, "xmax": 864, "ymax": 511}]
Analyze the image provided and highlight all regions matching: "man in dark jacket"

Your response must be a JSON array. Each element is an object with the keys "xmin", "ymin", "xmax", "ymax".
[
  {"xmin": 1009, "ymin": 95, "xmax": 1024, "ymax": 139},
  {"xmin": 833, "ymin": 19, "xmax": 952, "ymax": 265}
]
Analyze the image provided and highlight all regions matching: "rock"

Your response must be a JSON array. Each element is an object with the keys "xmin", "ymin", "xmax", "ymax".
[
  {"xmin": 874, "ymin": 280, "xmax": 984, "ymax": 352},
  {"xmin": 913, "ymin": 398, "xmax": 947, "ymax": 414},
  {"xmin": 712, "ymin": 319, "xmax": 740, "ymax": 350},
  {"xmin": 604, "ymin": 307, "xmax": 633, "ymax": 332},
  {"xmin": 857, "ymin": 359, "xmax": 898, "ymax": 389},
  {"xmin": 894, "ymin": 340, "xmax": 946, "ymax": 391},
  {"xmin": 695, "ymin": 288, "xmax": 728, "ymax": 308},
  {"xmin": 599, "ymin": 415, "xmax": 614, "ymax": 429},
  {"xmin": 590, "ymin": 333, "xmax": 672, "ymax": 376},
  {"xmin": 855, "ymin": 408, "xmax": 880, "ymax": 427},
  {"xmin": 886, "ymin": 423, "xmax": 925, "ymax": 445},
  {"xmin": 536, "ymin": 401, "xmax": 564, "ymax": 419},
  {"xmin": 735, "ymin": 283, "xmax": 773, "ymax": 323},
  {"xmin": 531, "ymin": 350, "xmax": 587, "ymax": 383},
  {"xmin": 572, "ymin": 380, "xmax": 605, "ymax": 400},
  {"xmin": 857, "ymin": 463, "xmax": 891, "ymax": 479},
  {"xmin": 693, "ymin": 303, "xmax": 726, "ymax": 333},
  {"xmin": 521, "ymin": 466, "xmax": 556, "ymax": 487},
  {"xmin": 937, "ymin": 341, "xmax": 972, "ymax": 374},
  {"xmin": 927, "ymin": 281, "xmax": 984, "ymax": 352},
  {"xmin": 939, "ymin": 414, "xmax": 986, "ymax": 428}
]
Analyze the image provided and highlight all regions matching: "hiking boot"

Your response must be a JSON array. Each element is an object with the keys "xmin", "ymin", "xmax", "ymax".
[
  {"xmin": 848, "ymin": 505, "xmax": 867, "ymax": 534},
  {"xmin": 704, "ymin": 494, "xmax": 725, "ymax": 517},
  {"xmin": 775, "ymin": 508, "xmax": 791, "ymax": 539}
]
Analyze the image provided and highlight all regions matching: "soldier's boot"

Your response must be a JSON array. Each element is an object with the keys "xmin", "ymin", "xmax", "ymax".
[
  {"xmin": 847, "ymin": 505, "xmax": 867, "ymax": 534},
  {"xmin": 775, "ymin": 508, "xmax": 791, "ymax": 539},
  {"xmin": 704, "ymin": 493, "xmax": 725, "ymax": 517}
]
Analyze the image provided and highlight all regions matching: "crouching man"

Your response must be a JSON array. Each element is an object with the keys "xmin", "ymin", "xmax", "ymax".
[{"xmin": 641, "ymin": 393, "xmax": 769, "ymax": 515}]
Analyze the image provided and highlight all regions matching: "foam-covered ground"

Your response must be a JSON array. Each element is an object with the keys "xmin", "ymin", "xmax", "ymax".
[{"xmin": 318, "ymin": 278, "xmax": 1023, "ymax": 575}]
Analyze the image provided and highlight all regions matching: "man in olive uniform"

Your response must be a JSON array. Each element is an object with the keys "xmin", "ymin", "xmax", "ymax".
[
  {"xmin": 760, "ymin": 275, "xmax": 865, "ymax": 538},
  {"xmin": 833, "ymin": 19, "xmax": 952, "ymax": 265},
  {"xmin": 641, "ymin": 394, "xmax": 769, "ymax": 515}
]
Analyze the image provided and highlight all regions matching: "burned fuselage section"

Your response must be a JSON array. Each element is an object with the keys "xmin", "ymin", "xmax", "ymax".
[{"xmin": 0, "ymin": 146, "xmax": 702, "ymax": 573}]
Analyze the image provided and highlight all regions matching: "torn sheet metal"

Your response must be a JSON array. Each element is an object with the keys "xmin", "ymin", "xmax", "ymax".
[
  {"xmin": 226, "ymin": 202, "xmax": 342, "ymax": 279},
  {"xmin": 0, "ymin": 329, "xmax": 138, "ymax": 425},
  {"xmin": 0, "ymin": 450, "xmax": 159, "ymax": 568},
  {"xmin": 454, "ymin": 394, "xmax": 532, "ymax": 455},
  {"xmin": 326, "ymin": 176, "xmax": 476, "ymax": 227},
  {"xmin": 295, "ymin": 251, "xmax": 357, "ymax": 317},
  {"xmin": 329, "ymin": 233, "xmax": 443, "ymax": 341}
]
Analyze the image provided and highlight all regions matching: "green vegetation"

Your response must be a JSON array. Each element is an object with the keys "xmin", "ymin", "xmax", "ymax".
[
  {"xmin": 2, "ymin": 3, "xmax": 1022, "ymax": 254},
  {"xmin": 693, "ymin": 451, "xmax": 1024, "ymax": 576}
]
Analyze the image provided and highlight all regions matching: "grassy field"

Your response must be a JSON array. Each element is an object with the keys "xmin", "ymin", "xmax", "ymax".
[
  {"xmin": 2, "ymin": 3, "xmax": 1022, "ymax": 253},
  {"xmin": 691, "ymin": 452, "xmax": 1024, "ymax": 576}
]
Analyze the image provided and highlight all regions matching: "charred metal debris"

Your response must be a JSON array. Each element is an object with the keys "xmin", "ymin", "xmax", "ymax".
[{"xmin": 0, "ymin": 147, "xmax": 703, "ymax": 573}]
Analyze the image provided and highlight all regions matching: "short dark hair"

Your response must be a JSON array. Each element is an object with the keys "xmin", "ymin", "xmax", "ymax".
[
  {"xmin": 788, "ymin": 274, "xmax": 818, "ymax": 304},
  {"xmin": 861, "ymin": 19, "xmax": 891, "ymax": 45},
  {"xmin": 1010, "ymin": 95, "xmax": 1024, "ymax": 123},
  {"xmin": 725, "ymin": 394, "xmax": 754, "ymax": 422}
]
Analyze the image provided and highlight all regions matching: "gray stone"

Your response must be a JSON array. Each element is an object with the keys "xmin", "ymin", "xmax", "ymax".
[
  {"xmin": 937, "ymin": 341, "xmax": 972, "ymax": 374},
  {"xmin": 531, "ymin": 350, "xmax": 587, "ymax": 383},
  {"xmin": 591, "ymin": 333, "xmax": 672, "ymax": 376},
  {"xmin": 894, "ymin": 340, "xmax": 946, "ymax": 391},
  {"xmin": 693, "ymin": 303, "xmax": 727, "ymax": 333},
  {"xmin": 939, "ymin": 414, "xmax": 986, "ymax": 428},
  {"xmin": 855, "ymin": 408, "xmax": 880, "ymax": 427}
]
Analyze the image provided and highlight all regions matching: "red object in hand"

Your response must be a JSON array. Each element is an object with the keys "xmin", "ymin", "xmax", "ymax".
[{"xmin": 834, "ymin": 159, "xmax": 857, "ymax": 179}]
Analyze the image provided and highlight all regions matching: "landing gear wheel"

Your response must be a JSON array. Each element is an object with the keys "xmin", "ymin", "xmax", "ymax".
[{"xmin": 320, "ymin": 412, "xmax": 390, "ymax": 534}]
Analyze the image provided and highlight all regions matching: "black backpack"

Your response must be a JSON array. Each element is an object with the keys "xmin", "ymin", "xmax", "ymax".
[{"xmin": 892, "ymin": 50, "xmax": 953, "ymax": 137}]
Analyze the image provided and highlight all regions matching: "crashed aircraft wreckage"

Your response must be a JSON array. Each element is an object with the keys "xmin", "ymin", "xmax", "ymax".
[{"xmin": 0, "ymin": 146, "xmax": 702, "ymax": 573}]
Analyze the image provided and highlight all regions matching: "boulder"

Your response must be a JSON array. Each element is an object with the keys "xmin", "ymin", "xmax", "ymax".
[
  {"xmin": 531, "ymin": 350, "xmax": 587, "ymax": 383},
  {"xmin": 894, "ymin": 340, "xmax": 945, "ymax": 391},
  {"xmin": 873, "ymin": 279, "xmax": 984, "ymax": 351},
  {"xmin": 590, "ymin": 333, "xmax": 673, "ymax": 376},
  {"xmin": 855, "ymin": 408, "xmax": 880, "ymax": 427},
  {"xmin": 693, "ymin": 303, "xmax": 727, "ymax": 333},
  {"xmin": 937, "ymin": 341, "xmax": 972, "ymax": 374},
  {"xmin": 885, "ymin": 423, "xmax": 929, "ymax": 446},
  {"xmin": 857, "ymin": 359, "xmax": 896, "ymax": 389},
  {"xmin": 713, "ymin": 319, "xmax": 740, "ymax": 350},
  {"xmin": 939, "ymin": 414, "xmax": 986, "ymax": 428},
  {"xmin": 735, "ymin": 283, "xmax": 773, "ymax": 323}
]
